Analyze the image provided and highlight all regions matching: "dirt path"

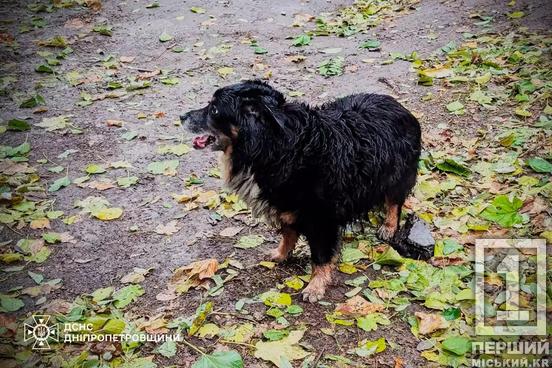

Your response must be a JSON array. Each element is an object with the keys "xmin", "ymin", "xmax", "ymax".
[{"xmin": 1, "ymin": 0, "xmax": 551, "ymax": 367}]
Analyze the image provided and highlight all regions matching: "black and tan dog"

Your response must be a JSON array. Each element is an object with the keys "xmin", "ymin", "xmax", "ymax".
[{"xmin": 181, "ymin": 80, "xmax": 421, "ymax": 302}]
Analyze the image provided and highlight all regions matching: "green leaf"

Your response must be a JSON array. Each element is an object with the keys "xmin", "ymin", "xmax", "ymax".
[
  {"xmin": 526, "ymin": 157, "xmax": 552, "ymax": 173},
  {"xmin": 7, "ymin": 119, "xmax": 31, "ymax": 131},
  {"xmin": 189, "ymin": 302, "xmax": 213, "ymax": 336},
  {"xmin": 254, "ymin": 47, "xmax": 268, "ymax": 54},
  {"xmin": 48, "ymin": 176, "xmax": 70, "ymax": 192},
  {"xmin": 147, "ymin": 160, "xmax": 179, "ymax": 175},
  {"xmin": 0, "ymin": 294, "xmax": 25, "ymax": 312},
  {"xmin": 120, "ymin": 358, "xmax": 157, "ymax": 368},
  {"xmin": 318, "ymin": 57, "xmax": 344, "ymax": 77},
  {"xmin": 292, "ymin": 34, "xmax": 311, "ymax": 47},
  {"xmin": 259, "ymin": 291, "xmax": 292, "ymax": 307},
  {"xmin": 117, "ymin": 176, "xmax": 139, "ymax": 188},
  {"xmin": 91, "ymin": 286, "xmax": 114, "ymax": 303},
  {"xmin": 355, "ymin": 337, "xmax": 386, "ymax": 357},
  {"xmin": 235, "ymin": 235, "xmax": 265, "ymax": 249},
  {"xmin": 157, "ymin": 144, "xmax": 191, "ymax": 156},
  {"xmin": 435, "ymin": 159, "xmax": 471, "ymax": 177},
  {"xmin": 93, "ymin": 24, "xmax": 113, "ymax": 36},
  {"xmin": 441, "ymin": 336, "xmax": 471, "ymax": 356},
  {"xmin": 160, "ymin": 77, "xmax": 180, "ymax": 85},
  {"xmin": 375, "ymin": 247, "xmax": 404, "ymax": 266},
  {"xmin": 480, "ymin": 195, "xmax": 524, "ymax": 228},
  {"xmin": 356, "ymin": 313, "xmax": 390, "ymax": 332},
  {"xmin": 85, "ymin": 163, "xmax": 106, "ymax": 174},
  {"xmin": 442, "ymin": 239, "xmax": 463, "ymax": 255},
  {"xmin": 360, "ymin": 39, "xmax": 381, "ymax": 50},
  {"xmin": 446, "ymin": 101, "xmax": 464, "ymax": 114},
  {"xmin": 192, "ymin": 350, "xmax": 243, "ymax": 368},
  {"xmin": 155, "ymin": 340, "xmax": 177, "ymax": 358},
  {"xmin": 190, "ymin": 6, "xmax": 206, "ymax": 14},
  {"xmin": 121, "ymin": 131, "xmax": 138, "ymax": 141},
  {"xmin": 112, "ymin": 285, "xmax": 144, "ymax": 308},
  {"xmin": 102, "ymin": 319, "xmax": 126, "ymax": 334},
  {"xmin": 254, "ymin": 330, "xmax": 308, "ymax": 367},
  {"xmin": 442, "ymin": 307, "xmax": 461, "ymax": 321},
  {"xmin": 341, "ymin": 247, "xmax": 369, "ymax": 263},
  {"xmin": 20, "ymin": 94, "xmax": 45, "ymax": 108},
  {"xmin": 263, "ymin": 329, "xmax": 289, "ymax": 341},
  {"xmin": 35, "ymin": 64, "xmax": 54, "ymax": 73},
  {"xmin": 159, "ymin": 32, "xmax": 173, "ymax": 42}
]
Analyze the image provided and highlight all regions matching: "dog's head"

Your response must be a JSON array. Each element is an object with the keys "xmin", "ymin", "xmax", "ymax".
[{"xmin": 180, "ymin": 80, "xmax": 286, "ymax": 152}]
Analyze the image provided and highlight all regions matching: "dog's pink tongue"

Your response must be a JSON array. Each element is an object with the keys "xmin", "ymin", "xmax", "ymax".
[{"xmin": 193, "ymin": 135, "xmax": 210, "ymax": 149}]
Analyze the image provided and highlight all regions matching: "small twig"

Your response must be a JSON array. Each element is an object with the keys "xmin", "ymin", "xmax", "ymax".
[
  {"xmin": 121, "ymin": 65, "xmax": 156, "ymax": 72},
  {"xmin": 5, "ymin": 225, "xmax": 24, "ymax": 236},
  {"xmin": 180, "ymin": 338, "xmax": 206, "ymax": 356},
  {"xmin": 312, "ymin": 349, "xmax": 324, "ymax": 368},
  {"xmin": 219, "ymin": 340, "xmax": 256, "ymax": 348}
]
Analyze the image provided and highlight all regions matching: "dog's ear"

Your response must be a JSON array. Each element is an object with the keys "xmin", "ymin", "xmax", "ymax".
[{"xmin": 241, "ymin": 98, "xmax": 285, "ymax": 129}]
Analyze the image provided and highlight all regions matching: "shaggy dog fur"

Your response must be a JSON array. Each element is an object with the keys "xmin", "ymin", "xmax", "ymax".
[{"xmin": 181, "ymin": 80, "xmax": 421, "ymax": 302}]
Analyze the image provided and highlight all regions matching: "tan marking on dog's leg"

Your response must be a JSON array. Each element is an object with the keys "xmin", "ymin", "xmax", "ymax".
[
  {"xmin": 378, "ymin": 197, "xmax": 400, "ymax": 241},
  {"xmin": 302, "ymin": 263, "xmax": 334, "ymax": 303},
  {"xmin": 270, "ymin": 226, "xmax": 298, "ymax": 262},
  {"xmin": 219, "ymin": 146, "xmax": 233, "ymax": 182},
  {"xmin": 279, "ymin": 211, "xmax": 296, "ymax": 225}
]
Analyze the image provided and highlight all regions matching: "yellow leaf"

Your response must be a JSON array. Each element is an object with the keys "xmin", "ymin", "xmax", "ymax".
[
  {"xmin": 93, "ymin": 207, "xmax": 123, "ymax": 220},
  {"xmin": 217, "ymin": 67, "xmax": 234, "ymax": 78}
]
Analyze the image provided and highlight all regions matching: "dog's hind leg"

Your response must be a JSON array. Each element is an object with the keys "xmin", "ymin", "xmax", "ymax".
[
  {"xmin": 270, "ymin": 225, "xmax": 298, "ymax": 262},
  {"xmin": 302, "ymin": 221, "xmax": 338, "ymax": 303},
  {"xmin": 377, "ymin": 196, "xmax": 402, "ymax": 242}
]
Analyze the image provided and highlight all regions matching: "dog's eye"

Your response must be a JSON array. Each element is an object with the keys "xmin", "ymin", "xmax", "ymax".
[{"xmin": 211, "ymin": 106, "xmax": 218, "ymax": 116}]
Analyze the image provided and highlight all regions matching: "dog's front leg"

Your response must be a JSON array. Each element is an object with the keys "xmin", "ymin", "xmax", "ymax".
[
  {"xmin": 302, "ymin": 221, "xmax": 338, "ymax": 303},
  {"xmin": 270, "ymin": 225, "xmax": 298, "ymax": 262}
]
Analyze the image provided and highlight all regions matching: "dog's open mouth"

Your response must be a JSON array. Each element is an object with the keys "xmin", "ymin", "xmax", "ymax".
[{"xmin": 192, "ymin": 134, "xmax": 216, "ymax": 149}]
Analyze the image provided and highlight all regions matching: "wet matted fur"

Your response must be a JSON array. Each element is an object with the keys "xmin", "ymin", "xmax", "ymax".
[{"xmin": 181, "ymin": 80, "xmax": 421, "ymax": 302}]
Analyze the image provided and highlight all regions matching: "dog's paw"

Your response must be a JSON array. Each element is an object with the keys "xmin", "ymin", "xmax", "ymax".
[
  {"xmin": 302, "ymin": 282, "xmax": 326, "ymax": 303},
  {"xmin": 268, "ymin": 248, "xmax": 288, "ymax": 263},
  {"xmin": 377, "ymin": 224, "xmax": 396, "ymax": 242}
]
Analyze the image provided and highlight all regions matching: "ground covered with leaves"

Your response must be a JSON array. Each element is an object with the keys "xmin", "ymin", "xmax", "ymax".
[{"xmin": 0, "ymin": 0, "xmax": 551, "ymax": 367}]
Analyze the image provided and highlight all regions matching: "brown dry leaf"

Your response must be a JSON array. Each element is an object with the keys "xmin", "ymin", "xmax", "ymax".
[
  {"xmin": 292, "ymin": 13, "xmax": 315, "ymax": 27},
  {"xmin": 155, "ymin": 289, "xmax": 177, "ymax": 301},
  {"xmin": 415, "ymin": 312, "xmax": 449, "ymax": 335},
  {"xmin": 173, "ymin": 191, "xmax": 199, "ymax": 203},
  {"xmin": 335, "ymin": 295, "xmax": 384, "ymax": 316},
  {"xmin": 195, "ymin": 190, "xmax": 218, "ymax": 204},
  {"xmin": 30, "ymin": 218, "xmax": 50, "ymax": 229},
  {"xmin": 177, "ymin": 259, "xmax": 219, "ymax": 280},
  {"xmin": 430, "ymin": 257, "xmax": 467, "ymax": 267},
  {"xmin": 154, "ymin": 111, "xmax": 165, "ymax": 118},
  {"xmin": 154, "ymin": 220, "xmax": 180, "ymax": 236},
  {"xmin": 394, "ymin": 357, "xmax": 405, "ymax": 368},
  {"xmin": 120, "ymin": 56, "xmax": 135, "ymax": 63},
  {"xmin": 165, "ymin": 259, "xmax": 219, "ymax": 295},
  {"xmin": 287, "ymin": 55, "xmax": 306, "ymax": 63},
  {"xmin": 106, "ymin": 119, "xmax": 125, "ymax": 127},
  {"xmin": 136, "ymin": 315, "xmax": 168, "ymax": 334},
  {"xmin": 137, "ymin": 69, "xmax": 161, "ymax": 80},
  {"xmin": 81, "ymin": 180, "xmax": 116, "ymax": 191},
  {"xmin": 64, "ymin": 18, "xmax": 86, "ymax": 29},
  {"xmin": 85, "ymin": 0, "xmax": 102, "ymax": 11},
  {"xmin": 219, "ymin": 226, "xmax": 243, "ymax": 237},
  {"xmin": 121, "ymin": 267, "xmax": 151, "ymax": 284},
  {"xmin": 59, "ymin": 232, "xmax": 77, "ymax": 244}
]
